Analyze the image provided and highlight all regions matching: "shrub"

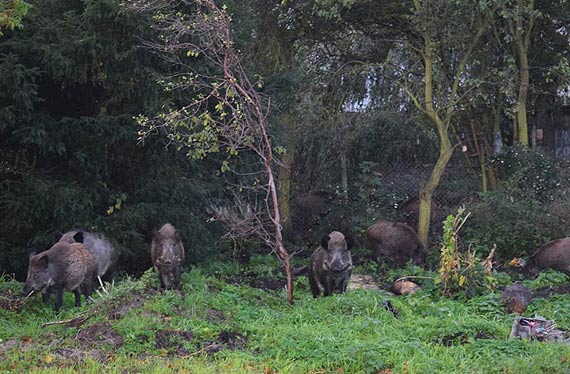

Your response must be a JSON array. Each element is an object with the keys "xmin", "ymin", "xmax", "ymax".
[
  {"xmin": 462, "ymin": 192, "xmax": 559, "ymax": 260},
  {"xmin": 436, "ymin": 208, "xmax": 496, "ymax": 299}
]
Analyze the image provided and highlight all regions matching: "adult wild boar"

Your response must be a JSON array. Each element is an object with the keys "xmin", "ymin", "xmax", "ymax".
[
  {"xmin": 58, "ymin": 230, "xmax": 119, "ymax": 282},
  {"xmin": 397, "ymin": 197, "xmax": 438, "ymax": 231},
  {"xmin": 526, "ymin": 238, "xmax": 570, "ymax": 276},
  {"xmin": 151, "ymin": 223, "xmax": 185, "ymax": 291},
  {"xmin": 22, "ymin": 242, "xmax": 95, "ymax": 311},
  {"xmin": 308, "ymin": 231, "xmax": 354, "ymax": 297},
  {"xmin": 364, "ymin": 220, "xmax": 426, "ymax": 267}
]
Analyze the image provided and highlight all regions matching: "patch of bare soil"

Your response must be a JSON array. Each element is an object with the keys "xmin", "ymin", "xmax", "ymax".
[
  {"xmin": 0, "ymin": 289, "xmax": 26, "ymax": 312},
  {"xmin": 108, "ymin": 295, "xmax": 145, "ymax": 320},
  {"xmin": 154, "ymin": 329, "xmax": 248, "ymax": 357},
  {"xmin": 534, "ymin": 284, "xmax": 570, "ymax": 298},
  {"xmin": 205, "ymin": 308, "xmax": 227, "ymax": 323},
  {"xmin": 77, "ymin": 323, "xmax": 123, "ymax": 349},
  {"xmin": 348, "ymin": 274, "xmax": 380, "ymax": 291},
  {"xmin": 155, "ymin": 329, "xmax": 195, "ymax": 356},
  {"xmin": 249, "ymin": 277, "xmax": 286, "ymax": 290}
]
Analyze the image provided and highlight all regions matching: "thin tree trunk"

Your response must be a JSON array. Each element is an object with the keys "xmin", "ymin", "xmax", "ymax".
[
  {"xmin": 278, "ymin": 113, "xmax": 295, "ymax": 236},
  {"xmin": 340, "ymin": 149, "xmax": 348, "ymax": 201}
]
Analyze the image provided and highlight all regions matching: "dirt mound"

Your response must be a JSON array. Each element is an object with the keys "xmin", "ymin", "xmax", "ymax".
[{"xmin": 77, "ymin": 323, "xmax": 123, "ymax": 348}]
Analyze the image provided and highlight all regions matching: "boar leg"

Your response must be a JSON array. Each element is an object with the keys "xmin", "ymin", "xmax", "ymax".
[
  {"xmin": 54, "ymin": 289, "xmax": 64, "ymax": 312},
  {"xmin": 73, "ymin": 289, "xmax": 82, "ymax": 307},
  {"xmin": 173, "ymin": 265, "xmax": 182, "ymax": 291},
  {"xmin": 308, "ymin": 269, "xmax": 321, "ymax": 297},
  {"xmin": 42, "ymin": 290, "xmax": 51, "ymax": 304},
  {"xmin": 160, "ymin": 271, "xmax": 170, "ymax": 291},
  {"xmin": 323, "ymin": 276, "xmax": 333, "ymax": 297}
]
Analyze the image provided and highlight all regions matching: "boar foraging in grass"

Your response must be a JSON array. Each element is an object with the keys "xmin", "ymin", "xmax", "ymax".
[
  {"xmin": 308, "ymin": 231, "xmax": 354, "ymax": 297},
  {"xmin": 151, "ymin": 223, "xmax": 185, "ymax": 291},
  {"xmin": 22, "ymin": 242, "xmax": 95, "ymax": 311},
  {"xmin": 58, "ymin": 230, "xmax": 119, "ymax": 282},
  {"xmin": 364, "ymin": 220, "xmax": 426, "ymax": 267},
  {"xmin": 526, "ymin": 238, "xmax": 570, "ymax": 276}
]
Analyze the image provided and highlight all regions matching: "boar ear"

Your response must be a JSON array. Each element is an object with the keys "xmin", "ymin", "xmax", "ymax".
[
  {"xmin": 320, "ymin": 235, "xmax": 331, "ymax": 249},
  {"xmin": 345, "ymin": 236, "xmax": 355, "ymax": 250},
  {"xmin": 73, "ymin": 231, "xmax": 84, "ymax": 243},
  {"xmin": 38, "ymin": 254, "xmax": 49, "ymax": 268}
]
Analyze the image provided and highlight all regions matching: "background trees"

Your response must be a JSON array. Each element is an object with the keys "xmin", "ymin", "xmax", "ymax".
[{"xmin": 1, "ymin": 0, "xmax": 570, "ymax": 278}]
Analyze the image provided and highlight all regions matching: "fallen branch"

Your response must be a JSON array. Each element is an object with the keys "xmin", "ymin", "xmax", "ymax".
[{"xmin": 41, "ymin": 315, "xmax": 90, "ymax": 328}]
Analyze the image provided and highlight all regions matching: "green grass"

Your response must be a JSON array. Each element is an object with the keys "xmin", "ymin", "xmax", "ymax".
[{"xmin": 2, "ymin": 258, "xmax": 570, "ymax": 374}]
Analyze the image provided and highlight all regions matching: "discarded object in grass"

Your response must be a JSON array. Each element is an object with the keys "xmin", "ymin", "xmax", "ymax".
[
  {"xmin": 381, "ymin": 300, "xmax": 399, "ymax": 319},
  {"xmin": 510, "ymin": 316, "xmax": 570, "ymax": 343}
]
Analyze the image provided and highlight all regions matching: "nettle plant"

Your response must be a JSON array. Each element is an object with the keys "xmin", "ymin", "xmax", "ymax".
[{"xmin": 436, "ymin": 208, "xmax": 497, "ymax": 298}]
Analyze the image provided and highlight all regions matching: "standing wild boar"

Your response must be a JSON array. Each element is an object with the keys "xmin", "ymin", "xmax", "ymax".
[
  {"xmin": 308, "ymin": 231, "xmax": 354, "ymax": 297},
  {"xmin": 22, "ymin": 242, "xmax": 95, "ymax": 311},
  {"xmin": 526, "ymin": 238, "xmax": 570, "ymax": 276},
  {"xmin": 365, "ymin": 220, "xmax": 426, "ymax": 267},
  {"xmin": 58, "ymin": 230, "xmax": 119, "ymax": 282},
  {"xmin": 151, "ymin": 223, "xmax": 185, "ymax": 290}
]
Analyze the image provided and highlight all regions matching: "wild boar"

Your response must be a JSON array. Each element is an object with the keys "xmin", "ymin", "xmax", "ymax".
[
  {"xmin": 526, "ymin": 238, "xmax": 570, "ymax": 276},
  {"xmin": 364, "ymin": 220, "xmax": 426, "ymax": 267},
  {"xmin": 397, "ymin": 197, "xmax": 438, "ymax": 232},
  {"xmin": 308, "ymin": 231, "xmax": 354, "ymax": 297},
  {"xmin": 22, "ymin": 242, "xmax": 95, "ymax": 311},
  {"xmin": 58, "ymin": 230, "xmax": 119, "ymax": 282},
  {"xmin": 151, "ymin": 223, "xmax": 185, "ymax": 291}
]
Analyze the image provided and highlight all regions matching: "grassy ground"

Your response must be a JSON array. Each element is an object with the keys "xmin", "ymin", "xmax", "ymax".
[{"xmin": 2, "ymin": 255, "xmax": 570, "ymax": 374}]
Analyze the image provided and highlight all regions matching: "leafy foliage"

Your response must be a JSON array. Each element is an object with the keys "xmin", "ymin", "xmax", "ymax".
[
  {"xmin": 463, "ymin": 192, "xmax": 561, "ymax": 260},
  {"xmin": 436, "ymin": 209, "xmax": 496, "ymax": 299}
]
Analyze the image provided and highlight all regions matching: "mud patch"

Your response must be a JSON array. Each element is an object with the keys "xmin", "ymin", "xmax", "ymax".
[
  {"xmin": 108, "ymin": 295, "xmax": 145, "ymax": 320},
  {"xmin": 534, "ymin": 284, "xmax": 570, "ymax": 298},
  {"xmin": 249, "ymin": 277, "xmax": 286, "ymax": 291},
  {"xmin": 217, "ymin": 330, "xmax": 247, "ymax": 350},
  {"xmin": 155, "ymin": 329, "xmax": 195, "ymax": 356},
  {"xmin": 205, "ymin": 308, "xmax": 227, "ymax": 323},
  {"xmin": 77, "ymin": 323, "xmax": 123, "ymax": 349},
  {"xmin": 0, "ymin": 289, "xmax": 26, "ymax": 312}
]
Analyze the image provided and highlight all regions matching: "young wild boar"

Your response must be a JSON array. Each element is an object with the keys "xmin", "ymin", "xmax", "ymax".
[
  {"xmin": 364, "ymin": 220, "xmax": 426, "ymax": 267},
  {"xmin": 151, "ymin": 223, "xmax": 185, "ymax": 291},
  {"xmin": 22, "ymin": 242, "xmax": 95, "ymax": 311},
  {"xmin": 526, "ymin": 238, "xmax": 570, "ymax": 276},
  {"xmin": 308, "ymin": 231, "xmax": 354, "ymax": 297},
  {"xmin": 58, "ymin": 230, "xmax": 119, "ymax": 282}
]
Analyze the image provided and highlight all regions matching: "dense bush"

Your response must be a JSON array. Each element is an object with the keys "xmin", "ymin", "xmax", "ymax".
[{"xmin": 462, "ymin": 192, "xmax": 561, "ymax": 261}]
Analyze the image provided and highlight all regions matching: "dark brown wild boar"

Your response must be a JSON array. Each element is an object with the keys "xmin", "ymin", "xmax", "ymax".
[
  {"xmin": 365, "ymin": 220, "xmax": 426, "ymax": 267},
  {"xmin": 151, "ymin": 223, "xmax": 185, "ymax": 291},
  {"xmin": 308, "ymin": 231, "xmax": 354, "ymax": 297},
  {"xmin": 500, "ymin": 282, "xmax": 533, "ymax": 314},
  {"xmin": 22, "ymin": 242, "xmax": 95, "ymax": 311},
  {"xmin": 526, "ymin": 238, "xmax": 570, "ymax": 276}
]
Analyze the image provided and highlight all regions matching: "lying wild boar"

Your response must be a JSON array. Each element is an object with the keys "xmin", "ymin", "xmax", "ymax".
[
  {"xmin": 22, "ymin": 242, "xmax": 95, "ymax": 311},
  {"xmin": 151, "ymin": 223, "xmax": 185, "ymax": 291},
  {"xmin": 526, "ymin": 238, "xmax": 570, "ymax": 276},
  {"xmin": 308, "ymin": 231, "xmax": 354, "ymax": 297},
  {"xmin": 364, "ymin": 220, "xmax": 426, "ymax": 267},
  {"xmin": 58, "ymin": 229, "xmax": 119, "ymax": 282}
]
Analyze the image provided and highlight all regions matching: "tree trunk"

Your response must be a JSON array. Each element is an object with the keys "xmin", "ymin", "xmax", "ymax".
[
  {"xmin": 277, "ymin": 113, "xmax": 295, "ymax": 236},
  {"xmin": 418, "ymin": 133, "xmax": 453, "ymax": 246},
  {"xmin": 340, "ymin": 149, "xmax": 348, "ymax": 201},
  {"xmin": 516, "ymin": 48, "xmax": 529, "ymax": 145}
]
